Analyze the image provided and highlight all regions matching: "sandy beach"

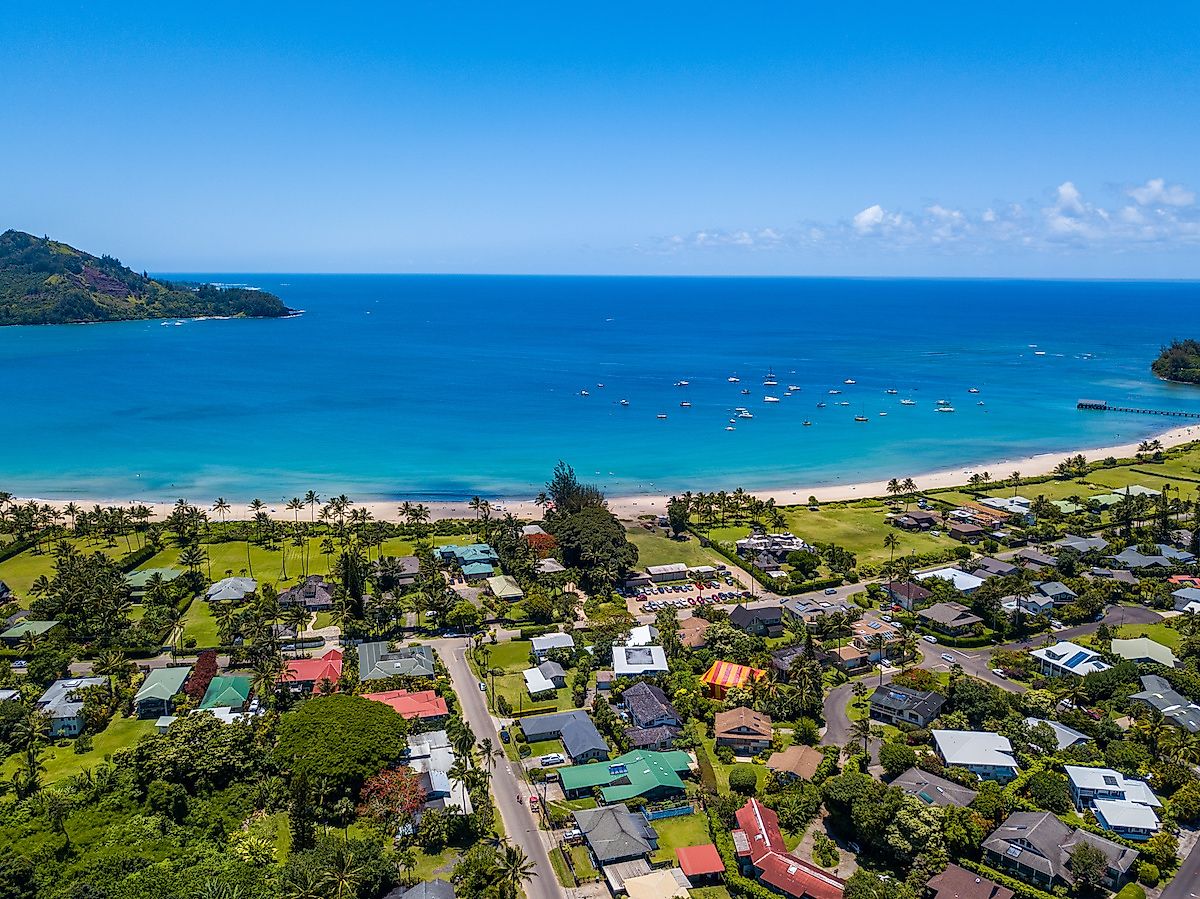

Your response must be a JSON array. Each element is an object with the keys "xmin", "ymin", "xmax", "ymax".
[{"xmin": 11, "ymin": 424, "xmax": 1199, "ymax": 525}]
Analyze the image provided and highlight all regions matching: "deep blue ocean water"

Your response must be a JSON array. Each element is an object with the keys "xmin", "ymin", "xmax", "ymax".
[{"xmin": 4, "ymin": 275, "xmax": 1200, "ymax": 504}]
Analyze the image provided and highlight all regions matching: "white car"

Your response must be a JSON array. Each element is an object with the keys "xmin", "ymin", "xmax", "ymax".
[
  {"xmin": 991, "ymin": 668, "xmax": 1006, "ymax": 678},
  {"xmin": 940, "ymin": 653, "xmax": 957, "ymax": 663},
  {"xmin": 922, "ymin": 634, "xmax": 938, "ymax": 644},
  {"xmin": 540, "ymin": 753, "xmax": 566, "ymax": 766}
]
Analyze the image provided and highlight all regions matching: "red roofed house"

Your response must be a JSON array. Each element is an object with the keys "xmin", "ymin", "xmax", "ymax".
[
  {"xmin": 701, "ymin": 660, "xmax": 766, "ymax": 700},
  {"xmin": 676, "ymin": 843, "xmax": 725, "ymax": 885},
  {"xmin": 733, "ymin": 797, "xmax": 844, "ymax": 899},
  {"xmin": 365, "ymin": 688, "xmax": 449, "ymax": 722},
  {"xmin": 283, "ymin": 649, "xmax": 343, "ymax": 694}
]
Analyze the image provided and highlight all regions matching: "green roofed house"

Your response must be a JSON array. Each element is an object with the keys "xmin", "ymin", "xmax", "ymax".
[
  {"xmin": 200, "ymin": 675, "xmax": 252, "ymax": 711},
  {"xmin": 559, "ymin": 749, "xmax": 692, "ymax": 802},
  {"xmin": 1052, "ymin": 499, "xmax": 1086, "ymax": 515},
  {"xmin": 1, "ymin": 620, "xmax": 61, "ymax": 646},
  {"xmin": 134, "ymin": 665, "xmax": 192, "ymax": 718},
  {"xmin": 126, "ymin": 567, "xmax": 184, "ymax": 598},
  {"xmin": 485, "ymin": 574, "xmax": 524, "ymax": 602},
  {"xmin": 1089, "ymin": 493, "xmax": 1124, "ymax": 509}
]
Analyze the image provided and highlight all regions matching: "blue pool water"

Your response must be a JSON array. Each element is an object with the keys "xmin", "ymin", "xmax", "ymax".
[{"xmin": 3, "ymin": 275, "xmax": 1200, "ymax": 503}]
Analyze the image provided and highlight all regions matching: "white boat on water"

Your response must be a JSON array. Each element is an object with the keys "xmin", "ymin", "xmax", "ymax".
[
  {"xmin": 740, "ymin": 388, "xmax": 751, "ymax": 395},
  {"xmin": 803, "ymin": 420, "xmax": 812, "ymax": 426},
  {"xmin": 885, "ymin": 389, "xmax": 898, "ymax": 395},
  {"xmin": 788, "ymin": 385, "xmax": 801, "ymax": 391},
  {"xmin": 580, "ymin": 389, "xmax": 589, "ymax": 396},
  {"xmin": 968, "ymin": 387, "xmax": 979, "ymax": 393},
  {"xmin": 764, "ymin": 368, "xmax": 778, "ymax": 386},
  {"xmin": 900, "ymin": 399, "xmax": 917, "ymax": 405},
  {"xmin": 829, "ymin": 389, "xmax": 841, "ymax": 395},
  {"xmin": 844, "ymin": 378, "xmax": 856, "ymax": 384},
  {"xmin": 675, "ymin": 380, "xmax": 690, "ymax": 387},
  {"xmin": 656, "ymin": 413, "xmax": 668, "ymax": 419},
  {"xmin": 764, "ymin": 396, "xmax": 780, "ymax": 403},
  {"xmin": 879, "ymin": 411, "xmax": 888, "ymax": 416},
  {"xmin": 837, "ymin": 401, "xmax": 850, "ymax": 406},
  {"xmin": 937, "ymin": 406, "xmax": 955, "ymax": 413},
  {"xmin": 725, "ymin": 426, "xmax": 735, "ymax": 431},
  {"xmin": 855, "ymin": 414, "xmax": 868, "ymax": 421},
  {"xmin": 936, "ymin": 399, "xmax": 951, "ymax": 406},
  {"xmin": 597, "ymin": 383, "xmax": 605, "ymax": 388},
  {"xmin": 738, "ymin": 410, "xmax": 754, "ymax": 419},
  {"xmin": 680, "ymin": 400, "xmax": 692, "ymax": 408},
  {"xmin": 728, "ymin": 375, "xmax": 740, "ymax": 383},
  {"xmin": 620, "ymin": 399, "xmax": 629, "ymax": 406},
  {"xmin": 1034, "ymin": 351, "xmax": 1046, "ymax": 356},
  {"xmin": 816, "ymin": 402, "xmax": 827, "ymax": 408}
]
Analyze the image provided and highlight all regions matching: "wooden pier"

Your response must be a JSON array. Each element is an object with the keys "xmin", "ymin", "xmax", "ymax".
[{"xmin": 1077, "ymin": 399, "xmax": 1200, "ymax": 419}]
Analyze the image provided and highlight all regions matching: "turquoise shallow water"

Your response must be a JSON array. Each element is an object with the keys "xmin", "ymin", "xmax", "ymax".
[{"xmin": 3, "ymin": 275, "xmax": 1200, "ymax": 503}]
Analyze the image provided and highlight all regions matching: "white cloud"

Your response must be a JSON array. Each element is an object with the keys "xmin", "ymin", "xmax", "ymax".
[
  {"xmin": 646, "ymin": 177, "xmax": 1200, "ymax": 258},
  {"xmin": 1129, "ymin": 177, "xmax": 1196, "ymax": 207}
]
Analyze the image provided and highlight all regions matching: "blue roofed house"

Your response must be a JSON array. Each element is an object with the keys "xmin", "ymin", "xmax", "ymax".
[{"xmin": 36, "ymin": 677, "xmax": 107, "ymax": 737}]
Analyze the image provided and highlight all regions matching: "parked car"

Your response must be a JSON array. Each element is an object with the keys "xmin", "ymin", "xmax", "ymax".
[
  {"xmin": 479, "ymin": 681, "xmax": 487, "ymax": 691},
  {"xmin": 923, "ymin": 635, "xmax": 938, "ymax": 644},
  {"xmin": 540, "ymin": 753, "xmax": 566, "ymax": 766},
  {"xmin": 940, "ymin": 653, "xmax": 956, "ymax": 663},
  {"xmin": 500, "ymin": 729, "xmax": 510, "ymax": 743},
  {"xmin": 991, "ymin": 668, "xmax": 1006, "ymax": 678},
  {"xmin": 881, "ymin": 614, "xmax": 892, "ymax": 622},
  {"xmin": 824, "ymin": 587, "xmax": 838, "ymax": 595}
]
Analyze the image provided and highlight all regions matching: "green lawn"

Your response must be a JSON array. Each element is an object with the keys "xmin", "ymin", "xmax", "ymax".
[
  {"xmin": 1090, "ymin": 622, "xmax": 1184, "ymax": 651},
  {"xmin": 1, "ymin": 715, "xmax": 156, "ymax": 785},
  {"xmin": 409, "ymin": 845, "xmax": 460, "ymax": 882},
  {"xmin": 625, "ymin": 529, "xmax": 727, "ymax": 571},
  {"xmin": 527, "ymin": 738, "xmax": 566, "ymax": 758},
  {"xmin": 182, "ymin": 600, "xmax": 220, "ymax": 648},
  {"xmin": 312, "ymin": 611, "xmax": 334, "ymax": 629},
  {"xmin": 701, "ymin": 738, "xmax": 767, "ymax": 792},
  {"xmin": 689, "ymin": 888, "xmax": 733, "ymax": 899},
  {"xmin": 567, "ymin": 842, "xmax": 598, "ymax": 881},
  {"xmin": 0, "ymin": 537, "xmax": 127, "ymax": 599},
  {"xmin": 481, "ymin": 640, "xmax": 534, "ymax": 674},
  {"xmin": 649, "ymin": 812, "xmax": 711, "ymax": 864},
  {"xmin": 493, "ymin": 672, "xmax": 572, "ymax": 714}
]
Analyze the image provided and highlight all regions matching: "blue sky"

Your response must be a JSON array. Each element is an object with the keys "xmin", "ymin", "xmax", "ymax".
[{"xmin": 2, "ymin": 3, "xmax": 1198, "ymax": 276}]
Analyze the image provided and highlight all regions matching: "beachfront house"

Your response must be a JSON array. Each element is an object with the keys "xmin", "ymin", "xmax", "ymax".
[
  {"xmin": 37, "ymin": 677, "xmax": 107, "ymax": 737},
  {"xmin": 948, "ymin": 522, "xmax": 986, "ymax": 544},
  {"xmin": 933, "ymin": 729, "xmax": 1019, "ymax": 781},
  {"xmin": 1030, "ymin": 641, "xmax": 1109, "ymax": 679}
]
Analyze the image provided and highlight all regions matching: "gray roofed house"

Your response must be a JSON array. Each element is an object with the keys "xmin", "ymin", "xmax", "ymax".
[
  {"xmin": 521, "ymin": 710, "xmax": 609, "ymax": 762},
  {"xmin": 626, "ymin": 724, "xmax": 679, "ymax": 750},
  {"xmin": 0, "ymin": 580, "xmax": 11, "ymax": 599},
  {"xmin": 983, "ymin": 811, "xmax": 1136, "ymax": 891},
  {"xmin": 278, "ymin": 575, "xmax": 335, "ymax": 612},
  {"xmin": 1014, "ymin": 547, "xmax": 1057, "ymax": 569},
  {"xmin": 728, "ymin": 604, "xmax": 784, "ymax": 637},
  {"xmin": 1024, "ymin": 717, "xmax": 1091, "ymax": 751},
  {"xmin": 531, "ymin": 632, "xmax": 576, "ymax": 658},
  {"xmin": 869, "ymin": 685, "xmax": 946, "ymax": 727},
  {"xmin": 573, "ymin": 804, "xmax": 658, "ymax": 864},
  {"xmin": 1172, "ymin": 586, "xmax": 1200, "ymax": 612},
  {"xmin": 973, "ymin": 556, "xmax": 1019, "ymax": 578},
  {"xmin": 358, "ymin": 642, "xmax": 437, "ymax": 680},
  {"xmin": 917, "ymin": 601, "xmax": 984, "ymax": 635},
  {"xmin": 205, "ymin": 576, "xmax": 257, "ymax": 602},
  {"xmin": 1089, "ymin": 567, "xmax": 1139, "ymax": 585},
  {"xmin": 1131, "ymin": 674, "xmax": 1200, "ymax": 733},
  {"xmin": 623, "ymin": 682, "xmax": 680, "ymax": 729},
  {"xmin": 769, "ymin": 645, "xmax": 809, "ymax": 677},
  {"xmin": 1054, "ymin": 534, "xmax": 1109, "ymax": 554},
  {"xmin": 1036, "ymin": 581, "xmax": 1077, "ymax": 603},
  {"xmin": 36, "ymin": 676, "xmax": 106, "ymax": 737},
  {"xmin": 537, "ymin": 557, "xmax": 566, "ymax": 575},
  {"xmin": 892, "ymin": 767, "xmax": 978, "ymax": 807},
  {"xmin": 1111, "ymin": 547, "xmax": 1171, "ymax": 569},
  {"xmin": 382, "ymin": 880, "xmax": 457, "ymax": 899}
]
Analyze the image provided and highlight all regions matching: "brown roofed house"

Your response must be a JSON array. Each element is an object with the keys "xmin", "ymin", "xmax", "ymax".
[
  {"xmin": 917, "ymin": 601, "xmax": 984, "ymax": 635},
  {"xmin": 678, "ymin": 617, "xmax": 709, "ymax": 648},
  {"xmin": 927, "ymin": 863, "xmax": 1014, "ymax": 899},
  {"xmin": 767, "ymin": 744, "xmax": 824, "ymax": 782},
  {"xmin": 715, "ymin": 707, "xmax": 773, "ymax": 755}
]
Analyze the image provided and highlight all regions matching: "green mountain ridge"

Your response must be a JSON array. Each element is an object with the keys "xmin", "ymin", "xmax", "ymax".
[{"xmin": 0, "ymin": 229, "xmax": 292, "ymax": 325}]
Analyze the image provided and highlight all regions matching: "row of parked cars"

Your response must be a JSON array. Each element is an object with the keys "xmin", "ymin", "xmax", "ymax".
[{"xmin": 643, "ymin": 589, "xmax": 751, "ymax": 611}]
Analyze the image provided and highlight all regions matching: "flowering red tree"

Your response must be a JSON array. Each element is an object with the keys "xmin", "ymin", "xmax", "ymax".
[
  {"xmin": 184, "ymin": 650, "xmax": 218, "ymax": 703},
  {"xmin": 526, "ymin": 533, "xmax": 558, "ymax": 560},
  {"xmin": 357, "ymin": 766, "xmax": 426, "ymax": 833}
]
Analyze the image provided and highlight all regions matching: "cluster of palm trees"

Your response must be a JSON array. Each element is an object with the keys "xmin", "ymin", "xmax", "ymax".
[
  {"xmin": 674, "ymin": 488, "xmax": 788, "ymax": 530},
  {"xmin": 0, "ymin": 493, "xmax": 155, "ymax": 554},
  {"xmin": 884, "ymin": 477, "xmax": 920, "ymax": 507}
]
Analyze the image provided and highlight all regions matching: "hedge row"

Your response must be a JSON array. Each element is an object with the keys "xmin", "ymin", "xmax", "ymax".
[
  {"xmin": 0, "ymin": 537, "xmax": 37, "ymax": 564},
  {"xmin": 118, "ymin": 543, "xmax": 159, "ymax": 573}
]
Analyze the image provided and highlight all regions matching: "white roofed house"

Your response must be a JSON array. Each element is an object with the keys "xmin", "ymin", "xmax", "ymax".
[
  {"xmin": 523, "ymin": 660, "xmax": 567, "ymax": 696},
  {"xmin": 205, "ymin": 576, "xmax": 257, "ymax": 602},
  {"xmin": 1030, "ymin": 641, "xmax": 1110, "ymax": 679},
  {"xmin": 1064, "ymin": 765, "xmax": 1161, "ymax": 840},
  {"xmin": 1023, "ymin": 718, "xmax": 1090, "ymax": 751},
  {"xmin": 612, "ymin": 645, "xmax": 669, "ymax": 678},
  {"xmin": 933, "ymin": 729, "xmax": 1019, "ymax": 781},
  {"xmin": 1110, "ymin": 637, "xmax": 1177, "ymax": 668},
  {"xmin": 646, "ymin": 563, "xmax": 688, "ymax": 583},
  {"xmin": 916, "ymin": 567, "xmax": 985, "ymax": 594},
  {"xmin": 530, "ymin": 632, "xmax": 575, "ymax": 660}
]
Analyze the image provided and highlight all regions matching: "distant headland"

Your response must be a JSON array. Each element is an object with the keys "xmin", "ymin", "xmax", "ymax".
[
  {"xmin": 0, "ymin": 229, "xmax": 293, "ymax": 326},
  {"xmin": 1152, "ymin": 339, "xmax": 1200, "ymax": 385}
]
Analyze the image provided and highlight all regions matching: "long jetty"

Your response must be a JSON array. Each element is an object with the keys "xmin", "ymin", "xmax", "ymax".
[{"xmin": 1077, "ymin": 398, "xmax": 1200, "ymax": 419}]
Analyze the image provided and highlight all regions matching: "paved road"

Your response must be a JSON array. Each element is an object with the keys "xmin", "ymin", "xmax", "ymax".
[
  {"xmin": 1161, "ymin": 831, "xmax": 1200, "ymax": 899},
  {"xmin": 429, "ymin": 637, "xmax": 566, "ymax": 899}
]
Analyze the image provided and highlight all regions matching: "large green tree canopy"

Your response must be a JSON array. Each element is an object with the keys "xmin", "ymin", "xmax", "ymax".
[{"xmin": 274, "ymin": 694, "xmax": 409, "ymax": 796}]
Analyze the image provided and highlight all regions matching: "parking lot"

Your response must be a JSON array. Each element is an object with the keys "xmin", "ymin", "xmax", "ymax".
[{"xmin": 619, "ymin": 578, "xmax": 753, "ymax": 615}]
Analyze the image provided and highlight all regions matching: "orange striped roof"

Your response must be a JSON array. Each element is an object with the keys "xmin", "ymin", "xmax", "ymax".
[{"xmin": 701, "ymin": 660, "xmax": 766, "ymax": 688}]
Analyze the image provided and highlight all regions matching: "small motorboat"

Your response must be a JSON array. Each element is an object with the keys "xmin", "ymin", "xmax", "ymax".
[
  {"xmin": 784, "ymin": 391, "xmax": 792, "ymax": 397},
  {"xmin": 620, "ymin": 399, "xmax": 629, "ymax": 406},
  {"xmin": 854, "ymin": 414, "xmax": 868, "ymax": 422},
  {"xmin": 803, "ymin": 420, "xmax": 812, "ymax": 426},
  {"xmin": 968, "ymin": 387, "xmax": 979, "ymax": 394},
  {"xmin": 728, "ymin": 375, "xmax": 740, "ymax": 383},
  {"xmin": 879, "ymin": 411, "xmax": 888, "ymax": 416},
  {"xmin": 885, "ymin": 389, "xmax": 898, "ymax": 395},
  {"xmin": 674, "ymin": 380, "xmax": 690, "ymax": 387},
  {"xmin": 816, "ymin": 402, "xmax": 827, "ymax": 408},
  {"xmin": 829, "ymin": 389, "xmax": 841, "ymax": 395},
  {"xmin": 740, "ymin": 388, "xmax": 751, "ymax": 395},
  {"xmin": 656, "ymin": 413, "xmax": 668, "ymax": 419},
  {"xmin": 725, "ymin": 425, "xmax": 735, "ymax": 431},
  {"xmin": 764, "ymin": 396, "xmax": 780, "ymax": 403},
  {"xmin": 597, "ymin": 383, "xmax": 605, "ymax": 388},
  {"xmin": 680, "ymin": 400, "xmax": 692, "ymax": 408},
  {"xmin": 936, "ymin": 406, "xmax": 956, "ymax": 413},
  {"xmin": 977, "ymin": 401, "xmax": 985, "ymax": 406},
  {"xmin": 788, "ymin": 385, "xmax": 801, "ymax": 392},
  {"xmin": 937, "ymin": 399, "xmax": 952, "ymax": 406},
  {"xmin": 837, "ymin": 401, "xmax": 850, "ymax": 406},
  {"xmin": 845, "ymin": 379, "xmax": 857, "ymax": 384},
  {"xmin": 900, "ymin": 399, "xmax": 917, "ymax": 406},
  {"xmin": 738, "ymin": 410, "xmax": 754, "ymax": 419},
  {"xmin": 580, "ymin": 389, "xmax": 589, "ymax": 396}
]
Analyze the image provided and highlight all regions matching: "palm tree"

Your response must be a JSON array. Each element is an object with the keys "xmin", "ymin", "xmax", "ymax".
[
  {"xmin": 849, "ymin": 715, "xmax": 876, "ymax": 758},
  {"xmin": 883, "ymin": 532, "xmax": 899, "ymax": 567},
  {"xmin": 93, "ymin": 649, "xmax": 131, "ymax": 699},
  {"xmin": 901, "ymin": 478, "xmax": 918, "ymax": 510},
  {"xmin": 496, "ymin": 842, "xmax": 536, "ymax": 899},
  {"xmin": 212, "ymin": 498, "xmax": 231, "ymax": 535}
]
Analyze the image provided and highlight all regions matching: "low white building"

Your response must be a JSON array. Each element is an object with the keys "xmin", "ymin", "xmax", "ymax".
[
  {"xmin": 646, "ymin": 563, "xmax": 688, "ymax": 582},
  {"xmin": 1110, "ymin": 637, "xmax": 1177, "ymax": 668},
  {"xmin": 1065, "ymin": 765, "xmax": 1160, "ymax": 840},
  {"xmin": 612, "ymin": 645, "xmax": 669, "ymax": 678},
  {"xmin": 916, "ymin": 568, "xmax": 985, "ymax": 594},
  {"xmin": 932, "ymin": 729, "xmax": 1019, "ymax": 781},
  {"xmin": 1030, "ymin": 641, "xmax": 1110, "ymax": 679},
  {"xmin": 1024, "ymin": 717, "xmax": 1090, "ymax": 751},
  {"xmin": 530, "ymin": 632, "xmax": 575, "ymax": 660}
]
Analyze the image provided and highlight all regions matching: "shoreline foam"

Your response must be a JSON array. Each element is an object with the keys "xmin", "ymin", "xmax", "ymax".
[{"xmin": 11, "ymin": 424, "xmax": 1198, "ymax": 524}]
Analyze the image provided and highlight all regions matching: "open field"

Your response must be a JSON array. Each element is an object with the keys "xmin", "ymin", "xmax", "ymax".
[
  {"xmin": 182, "ymin": 600, "xmax": 220, "ymax": 647},
  {"xmin": 0, "ymin": 537, "xmax": 129, "ymax": 599},
  {"xmin": 0, "ymin": 715, "xmax": 157, "ymax": 785},
  {"xmin": 481, "ymin": 640, "xmax": 533, "ymax": 674},
  {"xmin": 625, "ymin": 529, "xmax": 727, "ymax": 571},
  {"xmin": 493, "ymin": 673, "xmax": 574, "ymax": 714}
]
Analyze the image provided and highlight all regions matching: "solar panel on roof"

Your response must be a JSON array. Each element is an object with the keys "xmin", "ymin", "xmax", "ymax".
[{"xmin": 1007, "ymin": 846, "xmax": 1022, "ymax": 858}]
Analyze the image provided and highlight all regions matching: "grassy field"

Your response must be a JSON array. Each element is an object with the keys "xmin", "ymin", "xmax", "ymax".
[
  {"xmin": 409, "ymin": 845, "xmax": 461, "ymax": 882},
  {"xmin": 181, "ymin": 600, "xmax": 220, "ymax": 647},
  {"xmin": 0, "ymin": 537, "xmax": 128, "ymax": 599},
  {"xmin": 689, "ymin": 889, "xmax": 733, "ymax": 899},
  {"xmin": 482, "ymin": 640, "xmax": 534, "ymax": 673},
  {"xmin": 493, "ymin": 673, "xmax": 573, "ymax": 714},
  {"xmin": 701, "ymin": 738, "xmax": 767, "ymax": 792},
  {"xmin": 1, "ymin": 715, "xmax": 156, "ymax": 784},
  {"xmin": 649, "ymin": 812, "xmax": 711, "ymax": 864},
  {"xmin": 625, "ymin": 529, "xmax": 727, "ymax": 572},
  {"xmin": 1082, "ymin": 621, "xmax": 1185, "ymax": 651}
]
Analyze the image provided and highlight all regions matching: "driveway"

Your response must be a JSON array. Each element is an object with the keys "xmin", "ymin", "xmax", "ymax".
[
  {"xmin": 427, "ymin": 637, "xmax": 567, "ymax": 899},
  {"xmin": 1160, "ymin": 826, "xmax": 1200, "ymax": 899}
]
